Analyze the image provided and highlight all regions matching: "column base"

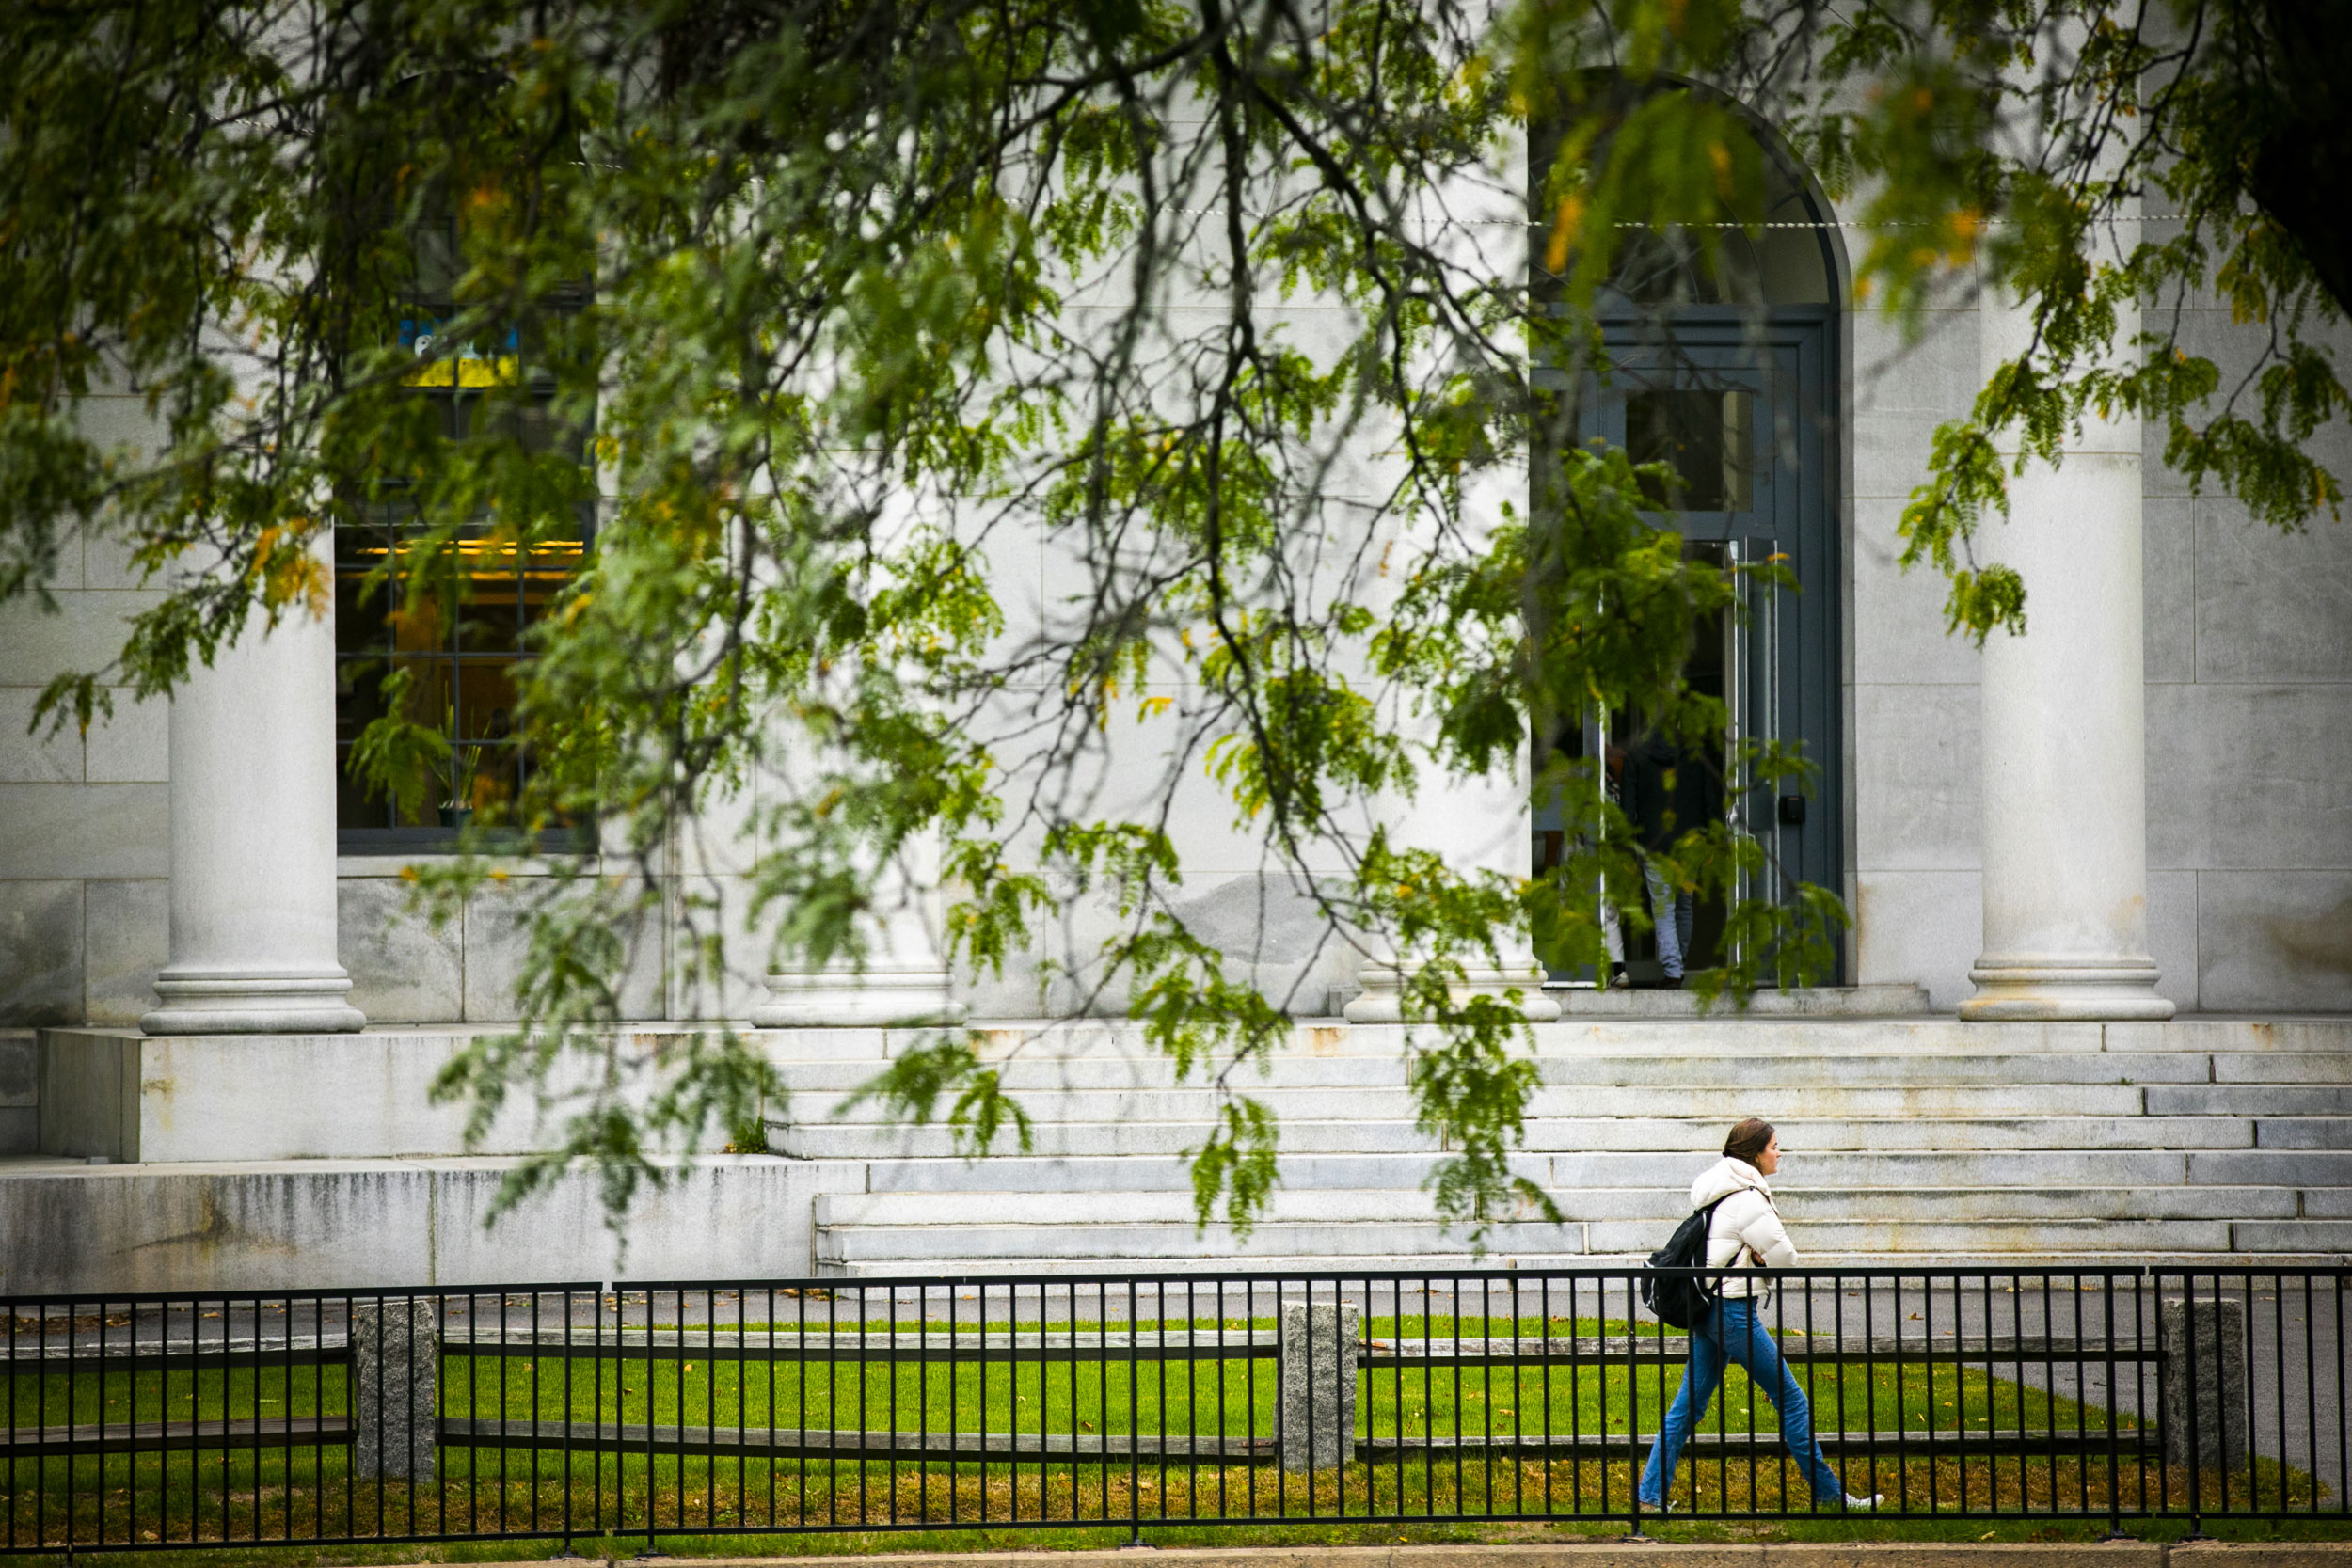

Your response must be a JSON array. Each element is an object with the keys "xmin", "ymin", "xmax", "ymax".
[
  {"xmin": 141, "ymin": 966, "xmax": 366, "ymax": 1036},
  {"xmin": 1958, "ymin": 955, "xmax": 2176, "ymax": 1022},
  {"xmin": 1343, "ymin": 964, "xmax": 1564, "ymax": 1023},
  {"xmin": 751, "ymin": 966, "xmax": 969, "ymax": 1029}
]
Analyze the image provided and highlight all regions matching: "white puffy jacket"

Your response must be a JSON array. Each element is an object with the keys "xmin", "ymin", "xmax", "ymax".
[{"xmin": 1688, "ymin": 1156, "xmax": 1797, "ymax": 1299}]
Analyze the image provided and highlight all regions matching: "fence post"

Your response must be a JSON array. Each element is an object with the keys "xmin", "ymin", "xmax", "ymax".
[
  {"xmin": 354, "ymin": 1297, "xmax": 439, "ymax": 1482},
  {"xmin": 1278, "ymin": 1299, "xmax": 1359, "ymax": 1473},
  {"xmin": 2159, "ymin": 1295, "xmax": 2245, "ymax": 1470}
]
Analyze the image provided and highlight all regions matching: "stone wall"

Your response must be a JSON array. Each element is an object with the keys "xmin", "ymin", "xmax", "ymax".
[
  {"xmin": 0, "ymin": 1031, "xmax": 32, "ymax": 1153},
  {"xmin": 0, "ymin": 390, "xmax": 169, "ymax": 1027}
]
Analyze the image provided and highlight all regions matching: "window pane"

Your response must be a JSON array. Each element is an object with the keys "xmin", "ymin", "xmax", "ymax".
[{"xmin": 1626, "ymin": 388, "xmax": 1753, "ymax": 512}]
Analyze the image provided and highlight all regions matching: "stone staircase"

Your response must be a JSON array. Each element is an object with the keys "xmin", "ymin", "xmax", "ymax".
[{"xmin": 770, "ymin": 1016, "xmax": 2352, "ymax": 1275}]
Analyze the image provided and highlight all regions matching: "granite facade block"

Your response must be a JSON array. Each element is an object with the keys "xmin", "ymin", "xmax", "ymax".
[
  {"xmin": 0, "ymin": 689, "xmax": 83, "ymax": 783},
  {"xmin": 1851, "ymin": 870, "xmax": 1980, "ymax": 1011},
  {"xmin": 1852, "ymin": 309, "xmax": 1980, "ymax": 425},
  {"xmin": 1849, "ymin": 410, "xmax": 1950, "ymax": 499},
  {"xmin": 84, "ymin": 691, "xmax": 167, "ymax": 783},
  {"xmin": 461, "ymin": 873, "xmax": 666, "ymax": 1022},
  {"xmin": 340, "ymin": 875, "xmax": 463, "ymax": 1023},
  {"xmin": 83, "ymin": 877, "xmax": 167, "ymax": 1026},
  {"xmin": 0, "ymin": 881, "xmax": 84, "ymax": 1026},
  {"xmin": 0, "ymin": 592, "xmax": 162, "ymax": 682},
  {"xmin": 2195, "ymin": 871, "xmax": 2352, "ymax": 1013},
  {"xmin": 1852, "ymin": 683, "xmax": 1979, "ymax": 872},
  {"xmin": 2145, "ymin": 868, "xmax": 2200, "ymax": 1013},
  {"xmin": 1850, "ymin": 498, "xmax": 1984, "ymax": 687},
  {"xmin": 2195, "ymin": 498, "xmax": 2352, "ymax": 683},
  {"xmin": 0, "ymin": 784, "xmax": 167, "ymax": 879},
  {"xmin": 2144, "ymin": 496, "xmax": 2195, "ymax": 683},
  {"xmin": 0, "ymin": 1033, "xmax": 33, "ymax": 1106},
  {"xmin": 2147, "ymin": 684, "xmax": 2352, "ymax": 874}
]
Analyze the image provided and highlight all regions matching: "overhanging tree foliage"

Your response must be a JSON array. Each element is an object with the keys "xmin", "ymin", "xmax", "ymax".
[{"xmin": 1, "ymin": 0, "xmax": 2341, "ymax": 1236}]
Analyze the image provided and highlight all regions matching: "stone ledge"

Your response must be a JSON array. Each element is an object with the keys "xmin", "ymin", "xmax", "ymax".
[{"xmin": 1548, "ymin": 983, "xmax": 1932, "ymax": 1019}]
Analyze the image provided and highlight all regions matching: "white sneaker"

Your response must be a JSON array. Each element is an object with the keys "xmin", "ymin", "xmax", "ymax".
[{"xmin": 1843, "ymin": 1493, "xmax": 1883, "ymax": 1511}]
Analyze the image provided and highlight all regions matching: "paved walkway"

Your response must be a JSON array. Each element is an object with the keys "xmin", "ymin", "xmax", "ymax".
[{"xmin": 431, "ymin": 1540, "xmax": 2352, "ymax": 1567}]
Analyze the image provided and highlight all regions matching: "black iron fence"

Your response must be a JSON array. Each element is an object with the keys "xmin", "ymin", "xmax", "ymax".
[{"xmin": 3, "ymin": 1265, "xmax": 2342, "ymax": 1553}]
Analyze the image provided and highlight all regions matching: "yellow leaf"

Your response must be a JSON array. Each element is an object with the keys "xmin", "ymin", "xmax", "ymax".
[{"xmin": 1545, "ymin": 195, "xmax": 1584, "ymax": 276}]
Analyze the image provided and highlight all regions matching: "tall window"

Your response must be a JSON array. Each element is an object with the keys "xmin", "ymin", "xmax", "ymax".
[{"xmin": 334, "ymin": 228, "xmax": 592, "ymax": 851}]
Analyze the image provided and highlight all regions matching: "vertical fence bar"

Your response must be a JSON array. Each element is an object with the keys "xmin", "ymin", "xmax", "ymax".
[
  {"xmin": 2270, "ymin": 1270, "xmax": 2287, "ymax": 1513},
  {"xmin": 1620, "ymin": 1271, "xmax": 1636, "ymax": 1533},
  {"xmin": 1125, "ymin": 1275, "xmax": 1141, "ymax": 1537},
  {"xmin": 1158, "ymin": 1278, "xmax": 1172, "ymax": 1532},
  {"xmin": 914, "ymin": 1282, "xmax": 928, "ymax": 1527},
  {"xmin": 2183, "ymin": 1269, "xmax": 2203, "ymax": 1531},
  {"xmin": 2302, "ymin": 1273, "xmax": 2317, "ymax": 1515},
  {"xmin": 8, "ymin": 1293, "xmax": 15, "ymax": 1555},
  {"xmin": 2337, "ymin": 1273, "xmax": 2347, "ymax": 1518},
  {"xmin": 36, "ymin": 1300, "xmax": 47, "ymax": 1555},
  {"xmin": 2078, "ymin": 1273, "xmax": 2094, "ymax": 1518}
]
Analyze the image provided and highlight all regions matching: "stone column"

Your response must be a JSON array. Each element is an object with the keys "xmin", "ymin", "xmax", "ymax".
[
  {"xmin": 1345, "ymin": 765, "xmax": 1562, "ymax": 1023},
  {"xmin": 143, "ymin": 552, "xmax": 365, "ymax": 1036},
  {"xmin": 1960, "ymin": 214, "xmax": 2173, "ymax": 1022}
]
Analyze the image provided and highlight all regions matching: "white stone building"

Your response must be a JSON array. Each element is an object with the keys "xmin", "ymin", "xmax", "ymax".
[{"xmin": 3, "ymin": 107, "xmax": 2349, "ymax": 1292}]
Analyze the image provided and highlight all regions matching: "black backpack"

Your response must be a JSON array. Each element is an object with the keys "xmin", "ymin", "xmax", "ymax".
[{"xmin": 1640, "ymin": 1196, "xmax": 1732, "ymax": 1328}]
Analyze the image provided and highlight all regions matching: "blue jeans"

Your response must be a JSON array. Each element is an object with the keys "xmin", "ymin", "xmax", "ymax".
[
  {"xmin": 1637, "ymin": 1297, "xmax": 1847, "ymax": 1508},
  {"xmin": 1643, "ymin": 863, "xmax": 1695, "ymax": 978}
]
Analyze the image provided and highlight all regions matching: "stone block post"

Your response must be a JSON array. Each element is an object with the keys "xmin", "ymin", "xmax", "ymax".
[
  {"xmin": 1278, "ymin": 1300, "xmax": 1359, "ymax": 1472},
  {"xmin": 353, "ymin": 1298, "xmax": 439, "ymax": 1482},
  {"xmin": 2160, "ymin": 1296, "xmax": 2247, "ymax": 1471}
]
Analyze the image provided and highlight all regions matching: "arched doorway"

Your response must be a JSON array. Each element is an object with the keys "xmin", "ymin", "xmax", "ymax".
[{"xmin": 1529, "ymin": 102, "xmax": 1844, "ymax": 985}]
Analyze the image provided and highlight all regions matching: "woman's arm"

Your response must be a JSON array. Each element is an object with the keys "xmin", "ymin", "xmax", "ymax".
[{"xmin": 1733, "ymin": 1200, "xmax": 1799, "ymax": 1269}]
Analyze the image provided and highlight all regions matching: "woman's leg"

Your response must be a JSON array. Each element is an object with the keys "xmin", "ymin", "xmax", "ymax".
[
  {"xmin": 1715, "ymin": 1299, "xmax": 1848, "ymax": 1506},
  {"xmin": 1637, "ymin": 1308, "xmax": 1725, "ymax": 1507}
]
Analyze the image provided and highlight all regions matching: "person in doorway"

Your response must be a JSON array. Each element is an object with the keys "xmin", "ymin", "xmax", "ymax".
[
  {"xmin": 1624, "ymin": 732, "xmax": 1722, "ymax": 986},
  {"xmin": 1637, "ymin": 1118, "xmax": 1882, "ymax": 1513},
  {"xmin": 1601, "ymin": 742, "xmax": 1629, "ymax": 988}
]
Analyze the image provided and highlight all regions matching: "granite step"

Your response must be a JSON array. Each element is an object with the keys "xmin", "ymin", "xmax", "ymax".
[
  {"xmin": 773, "ymin": 1114, "xmax": 2260, "ymax": 1161},
  {"xmin": 771, "ymin": 1050, "xmax": 2240, "ymax": 1094},
  {"xmin": 2146, "ymin": 1085, "xmax": 2352, "ymax": 1116},
  {"xmin": 816, "ymin": 1183, "xmax": 2301, "ymax": 1230},
  {"xmin": 790, "ymin": 1082, "xmax": 2158, "ymax": 1122},
  {"xmin": 850, "ymin": 1148, "xmax": 2250, "ymax": 1193}
]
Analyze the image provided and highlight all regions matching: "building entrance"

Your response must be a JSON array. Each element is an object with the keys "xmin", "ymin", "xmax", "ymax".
[
  {"xmin": 1533, "ymin": 310, "xmax": 1840, "ymax": 984},
  {"xmin": 1525, "ymin": 97, "xmax": 1845, "ymax": 986},
  {"xmin": 1532, "ymin": 310, "xmax": 1840, "ymax": 984}
]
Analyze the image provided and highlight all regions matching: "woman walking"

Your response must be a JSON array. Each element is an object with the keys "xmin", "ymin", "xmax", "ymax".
[{"xmin": 1637, "ymin": 1118, "xmax": 1882, "ymax": 1513}]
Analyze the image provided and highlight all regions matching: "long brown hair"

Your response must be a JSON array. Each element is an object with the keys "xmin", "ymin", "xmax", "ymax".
[{"xmin": 1724, "ymin": 1118, "xmax": 1774, "ymax": 1167}]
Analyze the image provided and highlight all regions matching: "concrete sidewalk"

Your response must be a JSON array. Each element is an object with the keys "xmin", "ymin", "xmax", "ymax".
[{"xmin": 437, "ymin": 1541, "xmax": 2352, "ymax": 1568}]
